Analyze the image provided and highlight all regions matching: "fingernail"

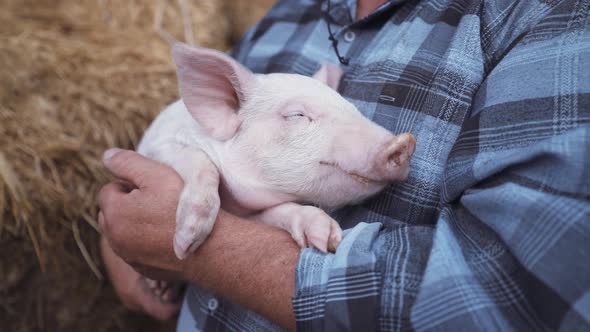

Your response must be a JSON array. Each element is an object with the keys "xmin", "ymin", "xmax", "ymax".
[{"xmin": 103, "ymin": 148, "xmax": 122, "ymax": 161}]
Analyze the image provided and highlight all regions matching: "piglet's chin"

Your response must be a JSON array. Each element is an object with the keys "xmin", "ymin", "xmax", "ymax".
[
  {"xmin": 311, "ymin": 175, "xmax": 389, "ymax": 209},
  {"xmin": 317, "ymin": 187, "xmax": 385, "ymax": 210}
]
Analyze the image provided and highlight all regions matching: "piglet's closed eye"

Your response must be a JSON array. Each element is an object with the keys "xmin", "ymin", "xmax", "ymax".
[{"xmin": 172, "ymin": 43, "xmax": 255, "ymax": 141}]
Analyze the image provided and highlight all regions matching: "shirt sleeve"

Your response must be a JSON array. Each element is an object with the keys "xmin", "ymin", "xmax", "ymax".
[{"xmin": 292, "ymin": 2, "xmax": 590, "ymax": 331}]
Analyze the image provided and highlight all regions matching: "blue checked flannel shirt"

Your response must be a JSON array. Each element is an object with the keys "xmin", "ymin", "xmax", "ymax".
[{"xmin": 177, "ymin": 0, "xmax": 590, "ymax": 331}]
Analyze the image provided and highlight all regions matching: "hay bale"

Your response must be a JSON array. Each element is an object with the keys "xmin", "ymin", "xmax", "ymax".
[{"xmin": 0, "ymin": 0, "xmax": 272, "ymax": 330}]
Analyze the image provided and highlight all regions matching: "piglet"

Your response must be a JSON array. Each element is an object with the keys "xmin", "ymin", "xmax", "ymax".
[{"xmin": 137, "ymin": 43, "xmax": 416, "ymax": 260}]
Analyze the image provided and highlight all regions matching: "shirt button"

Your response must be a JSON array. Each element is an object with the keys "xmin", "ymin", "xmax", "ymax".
[
  {"xmin": 208, "ymin": 298, "xmax": 219, "ymax": 311},
  {"xmin": 343, "ymin": 30, "xmax": 356, "ymax": 43}
]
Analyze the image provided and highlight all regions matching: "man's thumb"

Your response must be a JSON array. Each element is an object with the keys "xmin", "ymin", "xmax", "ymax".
[{"xmin": 102, "ymin": 148, "xmax": 163, "ymax": 189}]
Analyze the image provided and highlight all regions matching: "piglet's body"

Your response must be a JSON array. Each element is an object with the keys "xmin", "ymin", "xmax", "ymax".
[{"xmin": 137, "ymin": 44, "xmax": 416, "ymax": 259}]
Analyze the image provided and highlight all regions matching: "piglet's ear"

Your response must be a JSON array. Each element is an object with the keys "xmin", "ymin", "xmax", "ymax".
[
  {"xmin": 312, "ymin": 63, "xmax": 343, "ymax": 91},
  {"xmin": 172, "ymin": 43, "xmax": 254, "ymax": 141}
]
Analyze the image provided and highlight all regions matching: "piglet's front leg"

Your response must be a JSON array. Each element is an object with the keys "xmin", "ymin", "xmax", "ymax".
[
  {"xmin": 254, "ymin": 203, "xmax": 343, "ymax": 253},
  {"xmin": 150, "ymin": 146, "xmax": 221, "ymax": 259},
  {"xmin": 171, "ymin": 149, "xmax": 221, "ymax": 259}
]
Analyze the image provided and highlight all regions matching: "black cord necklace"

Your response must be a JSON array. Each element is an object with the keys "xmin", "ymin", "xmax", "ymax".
[{"xmin": 323, "ymin": 0, "xmax": 350, "ymax": 65}]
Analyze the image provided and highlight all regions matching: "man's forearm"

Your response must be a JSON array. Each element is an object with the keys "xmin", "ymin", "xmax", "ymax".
[{"xmin": 184, "ymin": 210, "xmax": 299, "ymax": 330}]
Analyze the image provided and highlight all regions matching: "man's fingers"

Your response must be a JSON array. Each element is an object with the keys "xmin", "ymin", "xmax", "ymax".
[
  {"xmin": 97, "ymin": 181, "xmax": 129, "ymax": 210},
  {"xmin": 102, "ymin": 148, "xmax": 175, "ymax": 189},
  {"xmin": 141, "ymin": 293, "xmax": 181, "ymax": 321},
  {"xmin": 97, "ymin": 181, "xmax": 131, "ymax": 232}
]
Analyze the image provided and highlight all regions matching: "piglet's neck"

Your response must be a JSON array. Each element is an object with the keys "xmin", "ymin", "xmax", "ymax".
[
  {"xmin": 214, "ymin": 155, "xmax": 297, "ymax": 216},
  {"xmin": 217, "ymin": 184, "xmax": 256, "ymax": 217},
  {"xmin": 218, "ymin": 173, "xmax": 297, "ymax": 216}
]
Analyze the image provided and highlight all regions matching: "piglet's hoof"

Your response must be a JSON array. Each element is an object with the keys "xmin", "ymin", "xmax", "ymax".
[{"xmin": 288, "ymin": 206, "xmax": 343, "ymax": 253}]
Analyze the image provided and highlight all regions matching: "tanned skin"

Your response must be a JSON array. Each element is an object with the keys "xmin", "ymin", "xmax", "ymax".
[{"xmin": 356, "ymin": 0, "xmax": 387, "ymax": 19}]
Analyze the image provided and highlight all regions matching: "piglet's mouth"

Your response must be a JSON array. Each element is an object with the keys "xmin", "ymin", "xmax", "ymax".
[{"xmin": 319, "ymin": 161, "xmax": 386, "ymax": 186}]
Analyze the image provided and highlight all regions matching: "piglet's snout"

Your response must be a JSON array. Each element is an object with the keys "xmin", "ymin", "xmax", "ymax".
[{"xmin": 374, "ymin": 133, "xmax": 416, "ymax": 181}]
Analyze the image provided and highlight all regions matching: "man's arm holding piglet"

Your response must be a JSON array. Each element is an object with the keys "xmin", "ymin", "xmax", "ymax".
[{"xmin": 98, "ymin": 149, "xmax": 299, "ymax": 330}]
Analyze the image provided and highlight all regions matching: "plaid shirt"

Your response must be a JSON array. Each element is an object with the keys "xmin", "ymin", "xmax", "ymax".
[{"xmin": 178, "ymin": 0, "xmax": 590, "ymax": 331}]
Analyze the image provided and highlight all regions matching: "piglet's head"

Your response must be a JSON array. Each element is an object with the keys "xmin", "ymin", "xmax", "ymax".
[{"xmin": 172, "ymin": 43, "xmax": 416, "ymax": 209}]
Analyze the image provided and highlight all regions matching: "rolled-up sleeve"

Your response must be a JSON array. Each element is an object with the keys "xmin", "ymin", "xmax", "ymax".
[{"xmin": 293, "ymin": 223, "xmax": 383, "ymax": 331}]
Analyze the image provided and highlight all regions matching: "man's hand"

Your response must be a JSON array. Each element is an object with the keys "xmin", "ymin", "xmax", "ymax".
[
  {"xmin": 100, "ymin": 236, "xmax": 181, "ymax": 321},
  {"xmin": 98, "ymin": 148, "xmax": 186, "ymax": 280},
  {"xmin": 98, "ymin": 148, "xmax": 299, "ymax": 330}
]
